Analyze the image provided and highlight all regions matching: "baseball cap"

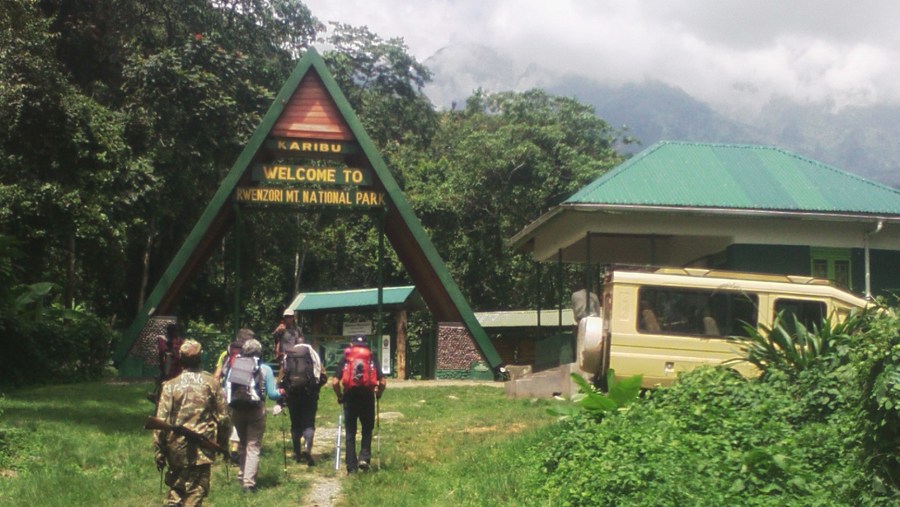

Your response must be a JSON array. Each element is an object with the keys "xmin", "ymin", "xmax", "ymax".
[
  {"xmin": 351, "ymin": 335, "xmax": 367, "ymax": 345},
  {"xmin": 179, "ymin": 339, "xmax": 202, "ymax": 358},
  {"xmin": 283, "ymin": 309, "xmax": 295, "ymax": 317}
]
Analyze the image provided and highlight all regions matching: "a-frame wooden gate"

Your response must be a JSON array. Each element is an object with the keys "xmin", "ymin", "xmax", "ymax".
[{"xmin": 114, "ymin": 48, "xmax": 500, "ymax": 372}]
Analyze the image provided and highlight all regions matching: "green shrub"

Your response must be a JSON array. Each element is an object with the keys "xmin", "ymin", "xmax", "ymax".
[
  {"xmin": 1, "ymin": 306, "xmax": 114, "ymax": 385},
  {"xmin": 727, "ymin": 311, "xmax": 865, "ymax": 377},
  {"xmin": 858, "ymin": 308, "xmax": 900, "ymax": 494},
  {"xmin": 547, "ymin": 370, "xmax": 643, "ymax": 420},
  {"xmin": 535, "ymin": 354, "xmax": 898, "ymax": 506}
]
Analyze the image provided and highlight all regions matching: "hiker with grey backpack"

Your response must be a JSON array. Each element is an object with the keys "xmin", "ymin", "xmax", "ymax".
[{"xmin": 225, "ymin": 335, "xmax": 283, "ymax": 493}]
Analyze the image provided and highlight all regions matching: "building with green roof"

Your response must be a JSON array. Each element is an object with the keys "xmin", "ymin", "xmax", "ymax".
[{"xmin": 510, "ymin": 141, "xmax": 900, "ymax": 298}]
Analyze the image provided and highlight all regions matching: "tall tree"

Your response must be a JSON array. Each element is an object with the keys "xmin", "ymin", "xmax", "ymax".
[
  {"xmin": 395, "ymin": 90, "xmax": 628, "ymax": 309},
  {"xmin": 0, "ymin": 0, "xmax": 154, "ymax": 312},
  {"xmin": 1, "ymin": 0, "xmax": 323, "ymax": 321}
]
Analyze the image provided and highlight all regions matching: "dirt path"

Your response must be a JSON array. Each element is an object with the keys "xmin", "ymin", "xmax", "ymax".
[{"xmin": 300, "ymin": 425, "xmax": 344, "ymax": 507}]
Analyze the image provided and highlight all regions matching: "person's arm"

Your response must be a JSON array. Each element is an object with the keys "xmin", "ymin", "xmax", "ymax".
[
  {"xmin": 310, "ymin": 346, "xmax": 323, "ymax": 379},
  {"xmin": 213, "ymin": 351, "xmax": 227, "ymax": 381},
  {"xmin": 272, "ymin": 322, "xmax": 286, "ymax": 358},
  {"xmin": 153, "ymin": 382, "xmax": 171, "ymax": 469},
  {"xmin": 332, "ymin": 376, "xmax": 343, "ymax": 404},
  {"xmin": 332, "ymin": 359, "xmax": 344, "ymax": 403},
  {"xmin": 157, "ymin": 337, "xmax": 167, "ymax": 373},
  {"xmin": 262, "ymin": 364, "xmax": 283, "ymax": 401},
  {"xmin": 374, "ymin": 359, "xmax": 386, "ymax": 399},
  {"xmin": 212, "ymin": 379, "xmax": 231, "ymax": 449}
]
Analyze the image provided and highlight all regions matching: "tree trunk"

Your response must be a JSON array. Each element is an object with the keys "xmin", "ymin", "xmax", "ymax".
[
  {"xmin": 137, "ymin": 217, "xmax": 157, "ymax": 312},
  {"xmin": 65, "ymin": 230, "xmax": 76, "ymax": 310},
  {"xmin": 395, "ymin": 309, "xmax": 408, "ymax": 379},
  {"xmin": 293, "ymin": 213, "xmax": 321, "ymax": 296}
]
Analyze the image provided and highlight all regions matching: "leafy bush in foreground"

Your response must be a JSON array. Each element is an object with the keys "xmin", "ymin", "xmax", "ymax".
[{"xmin": 534, "ymin": 308, "xmax": 900, "ymax": 506}]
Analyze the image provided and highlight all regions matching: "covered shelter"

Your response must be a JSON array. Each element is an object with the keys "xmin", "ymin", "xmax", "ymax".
[
  {"xmin": 510, "ymin": 141, "xmax": 900, "ymax": 299},
  {"xmin": 285, "ymin": 286, "xmax": 426, "ymax": 378}
]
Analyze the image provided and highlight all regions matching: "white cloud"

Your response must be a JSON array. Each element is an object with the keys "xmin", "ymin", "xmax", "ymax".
[{"xmin": 302, "ymin": 0, "xmax": 900, "ymax": 112}]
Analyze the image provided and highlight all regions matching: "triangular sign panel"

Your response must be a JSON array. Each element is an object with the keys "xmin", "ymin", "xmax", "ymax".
[{"xmin": 116, "ymin": 48, "xmax": 501, "ymax": 370}]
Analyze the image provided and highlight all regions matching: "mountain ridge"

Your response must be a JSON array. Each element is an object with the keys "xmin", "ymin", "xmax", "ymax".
[{"xmin": 423, "ymin": 43, "xmax": 900, "ymax": 189}]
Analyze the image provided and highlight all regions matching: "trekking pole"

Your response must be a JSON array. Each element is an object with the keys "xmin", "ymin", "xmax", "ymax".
[
  {"xmin": 281, "ymin": 423, "xmax": 289, "ymax": 476},
  {"xmin": 375, "ymin": 395, "xmax": 381, "ymax": 470},
  {"xmin": 334, "ymin": 413, "xmax": 343, "ymax": 471}
]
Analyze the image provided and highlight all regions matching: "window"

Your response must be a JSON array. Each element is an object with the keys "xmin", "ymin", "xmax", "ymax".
[
  {"xmin": 638, "ymin": 287, "xmax": 758, "ymax": 337},
  {"xmin": 774, "ymin": 298, "xmax": 826, "ymax": 334},
  {"xmin": 811, "ymin": 248, "xmax": 851, "ymax": 290}
]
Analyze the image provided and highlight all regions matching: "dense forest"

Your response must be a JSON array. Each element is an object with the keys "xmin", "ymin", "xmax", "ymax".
[{"xmin": 0, "ymin": 0, "xmax": 628, "ymax": 383}]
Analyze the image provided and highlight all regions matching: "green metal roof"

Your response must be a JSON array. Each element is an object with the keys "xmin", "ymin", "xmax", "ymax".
[
  {"xmin": 287, "ymin": 286, "xmax": 423, "ymax": 313},
  {"xmin": 567, "ymin": 141, "xmax": 900, "ymax": 215}
]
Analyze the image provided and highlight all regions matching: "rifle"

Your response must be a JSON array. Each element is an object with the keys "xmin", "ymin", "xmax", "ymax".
[{"xmin": 144, "ymin": 416, "xmax": 239, "ymax": 465}]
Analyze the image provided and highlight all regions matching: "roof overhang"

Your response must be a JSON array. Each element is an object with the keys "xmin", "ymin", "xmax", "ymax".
[
  {"xmin": 287, "ymin": 286, "xmax": 425, "ymax": 313},
  {"xmin": 510, "ymin": 203, "xmax": 900, "ymax": 264}
]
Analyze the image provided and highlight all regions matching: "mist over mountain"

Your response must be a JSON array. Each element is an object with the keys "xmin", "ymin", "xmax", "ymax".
[{"xmin": 423, "ymin": 44, "xmax": 900, "ymax": 189}]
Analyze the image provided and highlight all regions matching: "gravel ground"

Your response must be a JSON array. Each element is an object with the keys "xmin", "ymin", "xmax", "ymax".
[{"xmin": 301, "ymin": 426, "xmax": 344, "ymax": 507}]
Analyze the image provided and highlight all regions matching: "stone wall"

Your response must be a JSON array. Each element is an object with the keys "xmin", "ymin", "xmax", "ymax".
[
  {"xmin": 118, "ymin": 316, "xmax": 177, "ymax": 378},
  {"xmin": 436, "ymin": 322, "xmax": 484, "ymax": 378}
]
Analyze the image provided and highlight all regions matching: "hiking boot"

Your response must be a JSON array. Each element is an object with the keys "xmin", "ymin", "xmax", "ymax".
[
  {"xmin": 358, "ymin": 460, "xmax": 369, "ymax": 471},
  {"xmin": 307, "ymin": 455, "xmax": 316, "ymax": 467},
  {"xmin": 297, "ymin": 450, "xmax": 310, "ymax": 463}
]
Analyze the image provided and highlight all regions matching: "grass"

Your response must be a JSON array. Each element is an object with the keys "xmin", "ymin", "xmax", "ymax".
[
  {"xmin": 0, "ymin": 380, "xmax": 556, "ymax": 506},
  {"xmin": 337, "ymin": 386, "xmax": 556, "ymax": 507}
]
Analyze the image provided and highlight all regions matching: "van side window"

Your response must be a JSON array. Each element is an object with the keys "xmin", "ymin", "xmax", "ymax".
[
  {"xmin": 638, "ymin": 287, "xmax": 758, "ymax": 337},
  {"xmin": 774, "ymin": 299, "xmax": 826, "ymax": 334}
]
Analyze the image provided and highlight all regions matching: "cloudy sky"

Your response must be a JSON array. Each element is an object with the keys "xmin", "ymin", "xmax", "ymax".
[{"xmin": 302, "ymin": 0, "xmax": 900, "ymax": 115}]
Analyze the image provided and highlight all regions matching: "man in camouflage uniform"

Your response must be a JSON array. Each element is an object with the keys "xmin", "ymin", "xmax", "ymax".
[{"xmin": 153, "ymin": 340, "xmax": 230, "ymax": 506}]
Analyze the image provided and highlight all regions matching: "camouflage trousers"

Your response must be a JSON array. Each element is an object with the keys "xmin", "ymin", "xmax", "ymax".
[{"xmin": 164, "ymin": 464, "xmax": 211, "ymax": 507}]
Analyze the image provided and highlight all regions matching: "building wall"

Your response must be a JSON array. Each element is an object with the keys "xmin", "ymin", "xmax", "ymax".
[
  {"xmin": 864, "ymin": 249, "xmax": 900, "ymax": 298},
  {"xmin": 435, "ymin": 322, "xmax": 484, "ymax": 379},
  {"xmin": 723, "ymin": 244, "xmax": 900, "ymax": 298},
  {"xmin": 723, "ymin": 244, "xmax": 810, "ymax": 275}
]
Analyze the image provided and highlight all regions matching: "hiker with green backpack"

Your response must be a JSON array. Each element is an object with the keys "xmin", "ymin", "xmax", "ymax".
[{"xmin": 279, "ymin": 339, "xmax": 326, "ymax": 465}]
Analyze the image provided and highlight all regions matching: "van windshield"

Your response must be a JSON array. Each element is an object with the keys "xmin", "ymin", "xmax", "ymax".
[{"xmin": 637, "ymin": 286, "xmax": 758, "ymax": 337}]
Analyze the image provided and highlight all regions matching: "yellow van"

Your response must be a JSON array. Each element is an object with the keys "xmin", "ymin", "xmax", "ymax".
[{"xmin": 578, "ymin": 267, "xmax": 869, "ymax": 388}]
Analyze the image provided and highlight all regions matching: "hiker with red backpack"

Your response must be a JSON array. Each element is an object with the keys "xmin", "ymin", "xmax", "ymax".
[
  {"xmin": 280, "ymin": 340, "xmax": 326, "ymax": 465},
  {"xmin": 332, "ymin": 335, "xmax": 386, "ymax": 473}
]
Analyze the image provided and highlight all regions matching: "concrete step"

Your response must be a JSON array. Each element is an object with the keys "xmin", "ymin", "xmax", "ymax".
[{"xmin": 504, "ymin": 363, "xmax": 591, "ymax": 399}]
